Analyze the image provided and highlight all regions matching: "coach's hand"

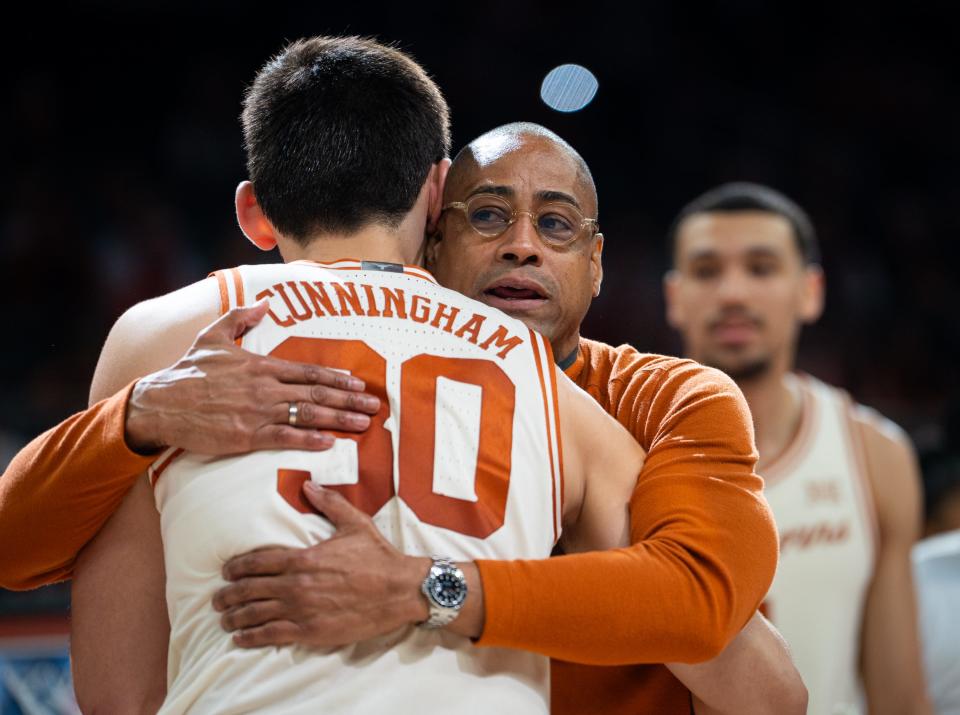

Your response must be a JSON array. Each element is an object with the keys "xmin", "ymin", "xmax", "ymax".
[
  {"xmin": 213, "ymin": 483, "xmax": 432, "ymax": 648},
  {"xmin": 124, "ymin": 302, "xmax": 380, "ymax": 455}
]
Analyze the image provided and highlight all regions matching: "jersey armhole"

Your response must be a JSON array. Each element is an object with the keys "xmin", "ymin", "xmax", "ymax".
[
  {"xmin": 840, "ymin": 396, "xmax": 881, "ymax": 557},
  {"xmin": 527, "ymin": 329, "xmax": 565, "ymax": 544},
  {"xmin": 209, "ymin": 268, "xmax": 247, "ymax": 346}
]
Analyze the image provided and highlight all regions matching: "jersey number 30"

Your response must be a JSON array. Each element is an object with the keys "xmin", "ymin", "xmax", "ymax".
[{"xmin": 272, "ymin": 337, "xmax": 515, "ymax": 539}]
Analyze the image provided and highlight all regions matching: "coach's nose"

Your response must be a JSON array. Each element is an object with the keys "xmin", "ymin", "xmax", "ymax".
[{"xmin": 496, "ymin": 214, "xmax": 544, "ymax": 267}]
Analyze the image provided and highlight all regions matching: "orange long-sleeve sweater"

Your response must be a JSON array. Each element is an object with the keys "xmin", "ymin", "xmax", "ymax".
[
  {"xmin": 475, "ymin": 338, "xmax": 778, "ymax": 714},
  {"xmin": 0, "ymin": 382, "xmax": 155, "ymax": 589},
  {"xmin": 0, "ymin": 338, "xmax": 777, "ymax": 715}
]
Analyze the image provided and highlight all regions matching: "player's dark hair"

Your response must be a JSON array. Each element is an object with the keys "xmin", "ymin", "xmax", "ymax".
[
  {"xmin": 667, "ymin": 182, "xmax": 821, "ymax": 265},
  {"xmin": 242, "ymin": 36, "xmax": 451, "ymax": 244}
]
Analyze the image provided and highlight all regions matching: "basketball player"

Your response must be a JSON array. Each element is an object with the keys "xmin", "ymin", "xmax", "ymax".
[
  {"xmin": 662, "ymin": 182, "xmax": 931, "ymax": 714},
  {"xmin": 0, "ymin": 44, "xmax": 795, "ymax": 714},
  {"xmin": 206, "ymin": 123, "xmax": 804, "ymax": 715}
]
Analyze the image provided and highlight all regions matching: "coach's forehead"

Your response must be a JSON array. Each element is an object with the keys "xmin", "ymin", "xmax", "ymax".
[{"xmin": 447, "ymin": 134, "xmax": 597, "ymax": 215}]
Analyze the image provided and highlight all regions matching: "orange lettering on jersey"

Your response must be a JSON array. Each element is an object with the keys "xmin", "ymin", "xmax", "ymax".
[
  {"xmin": 454, "ymin": 313, "xmax": 486, "ymax": 344},
  {"xmin": 283, "ymin": 282, "xmax": 315, "ymax": 321},
  {"xmin": 333, "ymin": 282, "xmax": 365, "ymax": 317},
  {"xmin": 255, "ymin": 287, "xmax": 296, "ymax": 327},
  {"xmin": 272, "ymin": 282, "xmax": 311, "ymax": 322},
  {"xmin": 361, "ymin": 284, "xmax": 382, "ymax": 318},
  {"xmin": 380, "ymin": 287, "xmax": 407, "ymax": 319},
  {"xmin": 430, "ymin": 302, "xmax": 461, "ymax": 333},
  {"xmin": 301, "ymin": 281, "xmax": 338, "ymax": 317},
  {"xmin": 779, "ymin": 520, "xmax": 850, "ymax": 554},
  {"xmin": 277, "ymin": 469, "xmax": 319, "ymax": 514},
  {"xmin": 479, "ymin": 325, "xmax": 523, "ymax": 359},
  {"xmin": 410, "ymin": 294, "xmax": 431, "ymax": 323}
]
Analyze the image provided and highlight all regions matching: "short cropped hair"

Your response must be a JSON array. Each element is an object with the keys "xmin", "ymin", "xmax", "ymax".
[
  {"xmin": 242, "ymin": 36, "xmax": 451, "ymax": 243},
  {"xmin": 668, "ymin": 182, "xmax": 821, "ymax": 265}
]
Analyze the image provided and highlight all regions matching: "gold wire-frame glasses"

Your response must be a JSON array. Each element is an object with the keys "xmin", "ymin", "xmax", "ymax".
[{"xmin": 442, "ymin": 193, "xmax": 599, "ymax": 248}]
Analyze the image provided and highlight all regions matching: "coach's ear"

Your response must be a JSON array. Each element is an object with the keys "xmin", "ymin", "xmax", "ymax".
[
  {"xmin": 236, "ymin": 181, "xmax": 279, "ymax": 251},
  {"xmin": 425, "ymin": 158, "xmax": 452, "ymax": 235},
  {"xmin": 590, "ymin": 233, "xmax": 604, "ymax": 298}
]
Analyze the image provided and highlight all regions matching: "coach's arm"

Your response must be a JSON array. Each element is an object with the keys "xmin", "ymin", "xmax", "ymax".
[
  {"xmin": 0, "ymin": 295, "xmax": 379, "ymax": 590},
  {"xmin": 216, "ymin": 362, "xmax": 779, "ymax": 665}
]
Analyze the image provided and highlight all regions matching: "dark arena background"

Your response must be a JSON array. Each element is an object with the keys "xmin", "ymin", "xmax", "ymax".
[{"xmin": 1, "ymin": 2, "xmax": 958, "ymax": 711}]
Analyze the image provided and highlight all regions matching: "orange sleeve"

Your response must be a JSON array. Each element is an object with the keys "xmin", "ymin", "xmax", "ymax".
[
  {"xmin": 474, "ymin": 352, "xmax": 778, "ymax": 665},
  {"xmin": 0, "ymin": 382, "xmax": 156, "ymax": 590}
]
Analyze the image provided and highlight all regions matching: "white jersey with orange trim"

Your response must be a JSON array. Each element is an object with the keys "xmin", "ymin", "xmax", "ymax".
[
  {"xmin": 150, "ymin": 260, "xmax": 564, "ymax": 715},
  {"xmin": 762, "ymin": 374, "xmax": 878, "ymax": 715}
]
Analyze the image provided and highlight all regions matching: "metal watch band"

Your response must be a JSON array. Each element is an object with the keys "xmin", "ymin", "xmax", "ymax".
[{"xmin": 419, "ymin": 556, "xmax": 467, "ymax": 629}]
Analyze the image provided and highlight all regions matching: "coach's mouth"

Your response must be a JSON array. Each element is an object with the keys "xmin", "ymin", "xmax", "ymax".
[{"xmin": 481, "ymin": 277, "xmax": 549, "ymax": 313}]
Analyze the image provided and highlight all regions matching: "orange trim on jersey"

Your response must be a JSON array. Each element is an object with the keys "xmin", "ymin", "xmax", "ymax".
[
  {"xmin": 542, "ymin": 336, "xmax": 565, "ymax": 524},
  {"xmin": 229, "ymin": 268, "xmax": 246, "ymax": 346},
  {"xmin": 760, "ymin": 374, "xmax": 816, "ymax": 486},
  {"xmin": 212, "ymin": 270, "xmax": 230, "ymax": 316},
  {"xmin": 529, "ymin": 328, "xmax": 560, "ymax": 542},
  {"xmin": 841, "ymin": 397, "xmax": 881, "ymax": 556},
  {"xmin": 230, "ymin": 267, "xmax": 246, "ymax": 308},
  {"xmin": 289, "ymin": 258, "xmax": 439, "ymax": 285},
  {"xmin": 150, "ymin": 448, "xmax": 185, "ymax": 487}
]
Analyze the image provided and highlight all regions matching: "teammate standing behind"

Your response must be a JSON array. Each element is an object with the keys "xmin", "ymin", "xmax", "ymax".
[{"xmin": 663, "ymin": 182, "xmax": 931, "ymax": 715}]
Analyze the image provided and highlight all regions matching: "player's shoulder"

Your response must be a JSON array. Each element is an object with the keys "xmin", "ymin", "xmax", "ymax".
[
  {"xmin": 815, "ymin": 378, "xmax": 922, "ymax": 532},
  {"xmin": 116, "ymin": 274, "xmax": 221, "ymax": 339},
  {"xmin": 812, "ymin": 375, "xmax": 916, "ymax": 460}
]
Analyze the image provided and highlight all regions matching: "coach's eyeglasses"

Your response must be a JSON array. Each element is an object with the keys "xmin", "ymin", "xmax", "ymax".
[{"xmin": 442, "ymin": 193, "xmax": 600, "ymax": 248}]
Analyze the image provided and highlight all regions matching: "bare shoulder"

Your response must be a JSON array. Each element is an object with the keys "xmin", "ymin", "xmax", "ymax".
[
  {"xmin": 848, "ymin": 401, "xmax": 922, "ymax": 540},
  {"xmin": 89, "ymin": 277, "xmax": 221, "ymax": 405}
]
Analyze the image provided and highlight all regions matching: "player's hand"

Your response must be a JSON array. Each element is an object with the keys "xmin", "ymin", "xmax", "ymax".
[
  {"xmin": 213, "ymin": 483, "xmax": 430, "ymax": 648},
  {"xmin": 124, "ymin": 302, "xmax": 381, "ymax": 455}
]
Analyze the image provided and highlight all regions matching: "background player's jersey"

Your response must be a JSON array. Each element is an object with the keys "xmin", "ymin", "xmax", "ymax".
[
  {"xmin": 763, "ymin": 374, "xmax": 878, "ymax": 715},
  {"xmin": 150, "ymin": 260, "xmax": 565, "ymax": 715}
]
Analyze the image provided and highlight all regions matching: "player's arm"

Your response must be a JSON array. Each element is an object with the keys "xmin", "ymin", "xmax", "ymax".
[
  {"xmin": 855, "ymin": 408, "xmax": 932, "ymax": 715},
  {"xmin": 68, "ymin": 284, "xmax": 222, "ymax": 711},
  {"xmin": 668, "ymin": 613, "xmax": 807, "ymax": 715},
  {"xmin": 71, "ymin": 475, "xmax": 168, "ymax": 714}
]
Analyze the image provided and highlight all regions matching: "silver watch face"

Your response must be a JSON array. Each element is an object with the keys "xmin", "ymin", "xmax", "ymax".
[{"xmin": 428, "ymin": 570, "xmax": 467, "ymax": 609}]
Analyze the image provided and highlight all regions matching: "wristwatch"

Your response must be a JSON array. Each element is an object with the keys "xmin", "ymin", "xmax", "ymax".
[{"xmin": 419, "ymin": 557, "xmax": 468, "ymax": 629}]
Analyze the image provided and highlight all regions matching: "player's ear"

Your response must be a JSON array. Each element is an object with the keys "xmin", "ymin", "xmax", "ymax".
[
  {"xmin": 425, "ymin": 158, "xmax": 452, "ymax": 235},
  {"xmin": 424, "ymin": 232, "xmax": 443, "ymax": 272},
  {"xmin": 590, "ymin": 233, "xmax": 604, "ymax": 298},
  {"xmin": 235, "ymin": 181, "xmax": 279, "ymax": 251},
  {"xmin": 799, "ymin": 263, "xmax": 825, "ymax": 324},
  {"xmin": 663, "ymin": 270, "xmax": 685, "ymax": 329}
]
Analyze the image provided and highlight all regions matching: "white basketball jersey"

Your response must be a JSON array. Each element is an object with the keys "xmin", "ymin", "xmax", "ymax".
[
  {"xmin": 763, "ymin": 374, "xmax": 878, "ymax": 715},
  {"xmin": 150, "ymin": 260, "xmax": 565, "ymax": 715}
]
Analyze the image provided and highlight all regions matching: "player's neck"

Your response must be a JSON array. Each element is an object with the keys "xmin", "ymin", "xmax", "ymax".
[
  {"xmin": 737, "ymin": 367, "xmax": 804, "ymax": 472},
  {"xmin": 279, "ymin": 226, "xmax": 424, "ymax": 268}
]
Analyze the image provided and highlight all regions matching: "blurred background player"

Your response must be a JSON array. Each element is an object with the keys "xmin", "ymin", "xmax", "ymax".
[{"xmin": 663, "ymin": 181, "xmax": 931, "ymax": 715}]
